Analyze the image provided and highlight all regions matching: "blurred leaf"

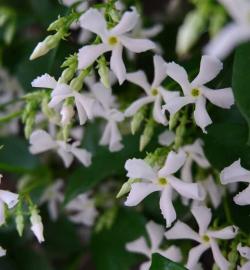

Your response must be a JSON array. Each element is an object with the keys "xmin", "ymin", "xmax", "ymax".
[
  {"xmin": 232, "ymin": 42, "xmax": 250, "ymax": 144},
  {"xmin": 91, "ymin": 207, "xmax": 146, "ymax": 270},
  {"xmin": 150, "ymin": 254, "xmax": 187, "ymax": 270}
]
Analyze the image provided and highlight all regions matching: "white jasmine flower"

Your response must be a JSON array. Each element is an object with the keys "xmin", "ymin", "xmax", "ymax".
[
  {"xmin": 124, "ymin": 150, "xmax": 205, "ymax": 227},
  {"xmin": 32, "ymin": 74, "xmax": 95, "ymax": 125},
  {"xmin": 66, "ymin": 193, "xmax": 98, "ymax": 227},
  {"xmin": 126, "ymin": 220, "xmax": 182, "ymax": 270},
  {"xmin": 0, "ymin": 175, "xmax": 19, "ymax": 226},
  {"xmin": 125, "ymin": 55, "xmax": 179, "ymax": 125},
  {"xmin": 29, "ymin": 129, "xmax": 92, "ymax": 168},
  {"xmin": 158, "ymin": 130, "xmax": 175, "ymax": 146},
  {"xmin": 0, "ymin": 246, "xmax": 6, "ymax": 257},
  {"xmin": 163, "ymin": 55, "xmax": 234, "ymax": 132},
  {"xmin": 204, "ymin": 0, "xmax": 250, "ymax": 59},
  {"xmin": 78, "ymin": 7, "xmax": 155, "ymax": 84},
  {"xmin": 220, "ymin": 159, "xmax": 250, "ymax": 205},
  {"xmin": 91, "ymin": 82, "xmax": 124, "ymax": 152},
  {"xmin": 40, "ymin": 180, "xmax": 64, "ymax": 221},
  {"xmin": 30, "ymin": 208, "xmax": 45, "ymax": 243},
  {"xmin": 237, "ymin": 243, "xmax": 250, "ymax": 270},
  {"xmin": 165, "ymin": 205, "xmax": 238, "ymax": 270}
]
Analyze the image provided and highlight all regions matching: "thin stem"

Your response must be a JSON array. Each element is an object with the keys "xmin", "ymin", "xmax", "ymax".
[{"xmin": 0, "ymin": 110, "xmax": 23, "ymax": 123}]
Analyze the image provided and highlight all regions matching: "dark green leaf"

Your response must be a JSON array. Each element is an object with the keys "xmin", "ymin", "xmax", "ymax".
[{"xmin": 150, "ymin": 254, "xmax": 187, "ymax": 270}]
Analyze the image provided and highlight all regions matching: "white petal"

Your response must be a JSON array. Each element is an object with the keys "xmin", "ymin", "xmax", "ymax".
[
  {"xmin": 159, "ymin": 186, "xmax": 176, "ymax": 228},
  {"xmin": 141, "ymin": 24, "xmax": 163, "ymax": 38},
  {"xmin": 109, "ymin": 121, "xmax": 123, "ymax": 152},
  {"xmin": 124, "ymin": 96, "xmax": 154, "ymax": 117},
  {"xmin": 146, "ymin": 220, "xmax": 164, "ymax": 251},
  {"xmin": 191, "ymin": 205, "xmax": 212, "ymax": 235},
  {"xmin": 234, "ymin": 185, "xmax": 250, "ymax": 205},
  {"xmin": 158, "ymin": 130, "xmax": 175, "ymax": 146},
  {"xmin": 153, "ymin": 95, "xmax": 168, "ymax": 125},
  {"xmin": 210, "ymin": 239, "xmax": 230, "ymax": 270},
  {"xmin": 125, "ymin": 182, "xmax": 160, "ymax": 206},
  {"xmin": 125, "ymin": 158, "xmax": 157, "ymax": 180},
  {"xmin": 159, "ymin": 87, "xmax": 180, "ymax": 104},
  {"xmin": 208, "ymin": 225, "xmax": 238, "ymax": 239},
  {"xmin": 99, "ymin": 122, "xmax": 111, "ymax": 146},
  {"xmin": 162, "ymin": 96, "xmax": 194, "ymax": 116},
  {"xmin": 0, "ymin": 246, "xmax": 6, "ymax": 257},
  {"xmin": 140, "ymin": 261, "xmax": 151, "ymax": 270},
  {"xmin": 165, "ymin": 220, "xmax": 200, "ymax": 242},
  {"xmin": 220, "ymin": 159, "xmax": 250, "ymax": 184},
  {"xmin": 110, "ymin": 45, "xmax": 126, "ymax": 85},
  {"xmin": 169, "ymin": 176, "xmax": 205, "ymax": 201},
  {"xmin": 194, "ymin": 97, "xmax": 212, "ymax": 133},
  {"xmin": 241, "ymin": 262, "xmax": 250, "ymax": 270},
  {"xmin": 237, "ymin": 243, "xmax": 250, "ymax": 260},
  {"xmin": 186, "ymin": 244, "xmax": 209, "ymax": 269},
  {"xmin": 0, "ymin": 190, "xmax": 18, "ymax": 209},
  {"xmin": 159, "ymin": 245, "xmax": 182, "ymax": 262},
  {"xmin": 57, "ymin": 148, "xmax": 74, "ymax": 168},
  {"xmin": 79, "ymin": 8, "xmax": 107, "ymax": 40},
  {"xmin": 166, "ymin": 62, "xmax": 191, "ymax": 95},
  {"xmin": 191, "ymin": 55, "xmax": 223, "ymax": 87},
  {"xmin": 126, "ymin": 71, "xmax": 150, "ymax": 93},
  {"xmin": 203, "ymin": 176, "xmax": 222, "ymax": 208},
  {"xmin": 31, "ymin": 73, "xmax": 57, "ymax": 89},
  {"xmin": 91, "ymin": 82, "xmax": 114, "ymax": 109},
  {"xmin": 126, "ymin": 236, "xmax": 150, "ymax": 257},
  {"xmin": 159, "ymin": 150, "xmax": 186, "ymax": 176},
  {"xmin": 110, "ymin": 7, "xmax": 139, "ymax": 35},
  {"xmin": 71, "ymin": 147, "xmax": 92, "ymax": 167},
  {"xmin": 74, "ymin": 92, "xmax": 95, "ymax": 120},
  {"xmin": 120, "ymin": 36, "xmax": 155, "ymax": 53},
  {"xmin": 78, "ymin": 43, "xmax": 110, "ymax": 69},
  {"xmin": 202, "ymin": 87, "xmax": 234, "ymax": 109},
  {"xmin": 29, "ymin": 130, "xmax": 57, "ymax": 154},
  {"xmin": 180, "ymin": 157, "xmax": 193, "ymax": 183},
  {"xmin": 204, "ymin": 24, "xmax": 250, "ymax": 59},
  {"xmin": 152, "ymin": 55, "xmax": 167, "ymax": 88}
]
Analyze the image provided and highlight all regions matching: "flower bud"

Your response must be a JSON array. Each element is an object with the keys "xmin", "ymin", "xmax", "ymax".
[
  {"xmin": 131, "ymin": 107, "xmax": 146, "ymax": 135},
  {"xmin": 30, "ymin": 208, "xmax": 44, "ymax": 243},
  {"xmin": 97, "ymin": 57, "xmax": 110, "ymax": 89},
  {"xmin": 116, "ymin": 178, "xmax": 140, "ymax": 198},
  {"xmin": 60, "ymin": 103, "xmax": 74, "ymax": 126},
  {"xmin": 47, "ymin": 16, "xmax": 67, "ymax": 31},
  {"xmin": 139, "ymin": 119, "xmax": 154, "ymax": 152},
  {"xmin": 16, "ymin": 212, "xmax": 24, "ymax": 237}
]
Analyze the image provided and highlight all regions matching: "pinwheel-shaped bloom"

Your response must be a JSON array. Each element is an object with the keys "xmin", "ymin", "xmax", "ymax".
[
  {"xmin": 204, "ymin": 0, "xmax": 250, "ymax": 59},
  {"xmin": 124, "ymin": 150, "xmax": 205, "ymax": 227},
  {"xmin": 125, "ymin": 55, "xmax": 179, "ymax": 125},
  {"xmin": 32, "ymin": 74, "xmax": 95, "ymax": 125},
  {"xmin": 237, "ymin": 243, "xmax": 250, "ymax": 270},
  {"xmin": 165, "ymin": 205, "xmax": 238, "ymax": 270},
  {"xmin": 29, "ymin": 130, "xmax": 92, "ymax": 168},
  {"xmin": 91, "ymin": 82, "xmax": 124, "ymax": 152},
  {"xmin": 40, "ymin": 180, "xmax": 64, "ymax": 221},
  {"xmin": 0, "ymin": 175, "xmax": 19, "ymax": 226},
  {"xmin": 126, "ymin": 220, "xmax": 182, "ymax": 270},
  {"xmin": 66, "ymin": 193, "xmax": 98, "ymax": 226},
  {"xmin": 78, "ymin": 7, "xmax": 155, "ymax": 84},
  {"xmin": 220, "ymin": 159, "xmax": 250, "ymax": 205},
  {"xmin": 163, "ymin": 55, "xmax": 234, "ymax": 132}
]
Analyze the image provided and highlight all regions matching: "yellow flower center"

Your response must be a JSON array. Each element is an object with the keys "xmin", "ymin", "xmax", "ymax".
[
  {"xmin": 191, "ymin": 88, "xmax": 200, "ymax": 97},
  {"xmin": 202, "ymin": 235, "xmax": 210, "ymax": 243},
  {"xmin": 158, "ymin": 178, "xmax": 168, "ymax": 186},
  {"xmin": 108, "ymin": 36, "xmax": 118, "ymax": 46},
  {"xmin": 151, "ymin": 88, "xmax": 158, "ymax": 96}
]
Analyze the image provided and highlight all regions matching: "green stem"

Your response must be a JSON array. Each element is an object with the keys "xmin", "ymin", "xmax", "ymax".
[
  {"xmin": 223, "ymin": 191, "xmax": 233, "ymax": 224},
  {"xmin": 0, "ymin": 110, "xmax": 23, "ymax": 123}
]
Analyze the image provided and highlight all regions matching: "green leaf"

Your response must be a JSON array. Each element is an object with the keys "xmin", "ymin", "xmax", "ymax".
[
  {"xmin": 91, "ymin": 207, "xmax": 146, "ymax": 270},
  {"xmin": 232, "ymin": 42, "xmax": 250, "ymax": 144},
  {"xmin": 150, "ymin": 254, "xmax": 187, "ymax": 270}
]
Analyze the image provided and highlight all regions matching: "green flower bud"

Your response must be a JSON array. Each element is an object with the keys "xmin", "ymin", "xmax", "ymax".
[
  {"xmin": 140, "ymin": 119, "xmax": 154, "ymax": 151},
  {"xmin": 47, "ymin": 16, "xmax": 67, "ymax": 31},
  {"xmin": 131, "ymin": 107, "xmax": 146, "ymax": 135},
  {"xmin": 97, "ymin": 56, "xmax": 110, "ymax": 88},
  {"xmin": 116, "ymin": 178, "xmax": 140, "ymax": 198},
  {"xmin": 15, "ymin": 212, "xmax": 24, "ymax": 237}
]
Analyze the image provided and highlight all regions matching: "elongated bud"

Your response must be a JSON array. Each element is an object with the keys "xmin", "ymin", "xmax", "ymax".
[
  {"xmin": 169, "ymin": 111, "xmax": 180, "ymax": 130},
  {"xmin": 16, "ymin": 212, "xmax": 24, "ymax": 237},
  {"xmin": 140, "ymin": 119, "xmax": 154, "ymax": 152},
  {"xmin": 131, "ymin": 107, "xmax": 146, "ymax": 135},
  {"xmin": 61, "ymin": 103, "xmax": 74, "ymax": 126},
  {"xmin": 47, "ymin": 16, "xmax": 67, "ymax": 31},
  {"xmin": 30, "ymin": 208, "xmax": 45, "ymax": 243},
  {"xmin": 116, "ymin": 179, "xmax": 140, "ymax": 198},
  {"xmin": 24, "ymin": 114, "xmax": 35, "ymax": 139},
  {"xmin": 70, "ymin": 69, "xmax": 89, "ymax": 91},
  {"xmin": 59, "ymin": 67, "xmax": 76, "ymax": 84},
  {"xmin": 97, "ymin": 56, "xmax": 110, "ymax": 88}
]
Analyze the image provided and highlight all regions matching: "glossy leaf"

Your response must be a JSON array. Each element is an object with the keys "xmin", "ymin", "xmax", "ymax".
[{"xmin": 150, "ymin": 254, "xmax": 187, "ymax": 270}]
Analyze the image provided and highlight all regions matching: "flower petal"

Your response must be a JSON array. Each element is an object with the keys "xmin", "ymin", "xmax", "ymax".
[
  {"xmin": 159, "ymin": 150, "xmax": 186, "ymax": 176},
  {"xmin": 71, "ymin": 147, "xmax": 92, "ymax": 167},
  {"xmin": 124, "ymin": 96, "xmax": 154, "ymax": 117},
  {"xmin": 146, "ymin": 220, "xmax": 164, "ymax": 251},
  {"xmin": 0, "ymin": 246, "xmax": 6, "ymax": 257},
  {"xmin": 191, "ymin": 205, "xmax": 212, "ymax": 235},
  {"xmin": 57, "ymin": 148, "xmax": 74, "ymax": 168},
  {"xmin": 126, "ymin": 71, "xmax": 150, "ymax": 93},
  {"xmin": 202, "ymin": 86, "xmax": 234, "ymax": 109},
  {"xmin": 203, "ymin": 176, "xmax": 222, "ymax": 209},
  {"xmin": 162, "ymin": 96, "xmax": 194, "ymax": 116},
  {"xmin": 31, "ymin": 73, "xmax": 57, "ymax": 89},
  {"xmin": 186, "ymin": 244, "xmax": 209, "ymax": 269},
  {"xmin": 126, "ymin": 236, "xmax": 150, "ymax": 257},
  {"xmin": 237, "ymin": 243, "xmax": 250, "ymax": 260},
  {"xmin": 180, "ymin": 157, "xmax": 193, "ymax": 183},
  {"xmin": 140, "ymin": 261, "xmax": 151, "ymax": 270},
  {"xmin": 79, "ymin": 8, "xmax": 107, "ymax": 40},
  {"xmin": 159, "ymin": 87, "xmax": 180, "ymax": 104},
  {"xmin": 166, "ymin": 62, "xmax": 191, "ymax": 95},
  {"xmin": 74, "ymin": 92, "xmax": 95, "ymax": 120},
  {"xmin": 152, "ymin": 55, "xmax": 167, "ymax": 88},
  {"xmin": 125, "ymin": 182, "xmax": 160, "ymax": 206},
  {"xmin": 0, "ymin": 190, "xmax": 18, "ymax": 209},
  {"xmin": 165, "ymin": 220, "xmax": 200, "ymax": 242},
  {"xmin": 158, "ymin": 130, "xmax": 175, "ymax": 146},
  {"xmin": 75, "ymin": 98, "xmax": 87, "ymax": 125},
  {"xmin": 110, "ymin": 45, "xmax": 126, "ymax": 85},
  {"xmin": 159, "ymin": 245, "xmax": 182, "ymax": 262},
  {"xmin": 110, "ymin": 7, "xmax": 139, "ymax": 36},
  {"xmin": 234, "ymin": 185, "xmax": 250, "ymax": 205},
  {"xmin": 191, "ymin": 55, "xmax": 223, "ymax": 87},
  {"xmin": 153, "ymin": 95, "xmax": 168, "ymax": 125},
  {"xmin": 120, "ymin": 36, "xmax": 155, "ymax": 53},
  {"xmin": 220, "ymin": 159, "xmax": 250, "ymax": 184},
  {"xmin": 208, "ymin": 225, "xmax": 238, "ymax": 239},
  {"xmin": 193, "ymin": 96, "xmax": 212, "ymax": 133},
  {"xmin": 210, "ymin": 239, "xmax": 230, "ymax": 270},
  {"xmin": 78, "ymin": 43, "xmax": 110, "ymax": 69}
]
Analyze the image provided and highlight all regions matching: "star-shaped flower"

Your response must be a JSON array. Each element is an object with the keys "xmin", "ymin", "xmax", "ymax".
[
  {"xmin": 165, "ymin": 205, "xmax": 238, "ymax": 270},
  {"xmin": 124, "ymin": 150, "xmax": 205, "ymax": 227},
  {"xmin": 237, "ymin": 243, "xmax": 250, "ymax": 270},
  {"xmin": 126, "ymin": 220, "xmax": 182, "ymax": 270},
  {"xmin": 78, "ymin": 7, "xmax": 155, "ymax": 84},
  {"xmin": 163, "ymin": 55, "xmax": 234, "ymax": 132}
]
